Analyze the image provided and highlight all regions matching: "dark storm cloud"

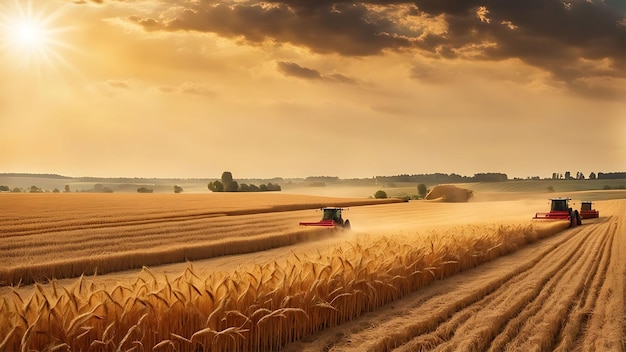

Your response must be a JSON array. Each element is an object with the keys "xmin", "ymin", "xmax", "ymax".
[
  {"xmin": 137, "ymin": 2, "xmax": 412, "ymax": 56},
  {"xmin": 128, "ymin": 0, "xmax": 624, "ymax": 92},
  {"xmin": 436, "ymin": 0, "xmax": 626, "ymax": 81}
]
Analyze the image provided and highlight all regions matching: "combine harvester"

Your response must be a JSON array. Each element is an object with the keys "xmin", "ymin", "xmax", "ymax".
[
  {"xmin": 533, "ymin": 197, "xmax": 582, "ymax": 228},
  {"xmin": 579, "ymin": 201, "xmax": 599, "ymax": 219},
  {"xmin": 299, "ymin": 207, "xmax": 351, "ymax": 230}
]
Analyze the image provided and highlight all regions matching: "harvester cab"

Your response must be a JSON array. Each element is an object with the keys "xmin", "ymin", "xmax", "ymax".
[
  {"xmin": 533, "ymin": 198, "xmax": 582, "ymax": 228},
  {"xmin": 299, "ymin": 207, "xmax": 351, "ymax": 230},
  {"xmin": 579, "ymin": 201, "xmax": 599, "ymax": 219},
  {"xmin": 551, "ymin": 199, "xmax": 569, "ymax": 212}
]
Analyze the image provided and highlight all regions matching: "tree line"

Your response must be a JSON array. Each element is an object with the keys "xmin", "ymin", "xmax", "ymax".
[
  {"xmin": 207, "ymin": 172, "xmax": 281, "ymax": 193},
  {"xmin": 550, "ymin": 171, "xmax": 626, "ymax": 180},
  {"xmin": 374, "ymin": 172, "xmax": 508, "ymax": 184}
]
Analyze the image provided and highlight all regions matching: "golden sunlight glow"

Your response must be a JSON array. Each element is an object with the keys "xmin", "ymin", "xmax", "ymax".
[
  {"xmin": 0, "ymin": 1, "xmax": 72, "ymax": 71},
  {"xmin": 8, "ymin": 19, "xmax": 47, "ymax": 50}
]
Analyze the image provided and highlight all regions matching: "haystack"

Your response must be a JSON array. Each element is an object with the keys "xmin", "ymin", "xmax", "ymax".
[{"xmin": 425, "ymin": 184, "xmax": 473, "ymax": 202}]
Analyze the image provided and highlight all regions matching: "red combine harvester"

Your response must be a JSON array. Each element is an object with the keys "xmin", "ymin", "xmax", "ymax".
[
  {"xmin": 533, "ymin": 198, "xmax": 582, "ymax": 228},
  {"xmin": 299, "ymin": 207, "xmax": 351, "ymax": 230},
  {"xmin": 579, "ymin": 201, "xmax": 599, "ymax": 219}
]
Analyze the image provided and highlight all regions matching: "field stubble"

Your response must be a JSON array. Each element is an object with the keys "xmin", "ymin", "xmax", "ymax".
[
  {"xmin": 0, "ymin": 193, "xmax": 623, "ymax": 351},
  {"xmin": 285, "ymin": 199, "xmax": 626, "ymax": 352},
  {"xmin": 0, "ymin": 193, "xmax": 400, "ymax": 286}
]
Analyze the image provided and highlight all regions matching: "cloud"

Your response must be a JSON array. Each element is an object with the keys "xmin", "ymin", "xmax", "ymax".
[
  {"xmin": 71, "ymin": 0, "xmax": 104, "ymax": 4},
  {"xmin": 106, "ymin": 79, "xmax": 132, "ymax": 89},
  {"xmin": 277, "ymin": 61, "xmax": 323, "ymax": 80},
  {"xmin": 326, "ymin": 73, "xmax": 357, "ymax": 84},
  {"xmin": 92, "ymin": 79, "xmax": 137, "ymax": 97},
  {"xmin": 159, "ymin": 82, "xmax": 215, "ymax": 96},
  {"xmin": 129, "ymin": 2, "xmax": 413, "ymax": 56},
  {"xmin": 277, "ymin": 61, "xmax": 357, "ymax": 84},
  {"xmin": 112, "ymin": 0, "xmax": 625, "ymax": 96}
]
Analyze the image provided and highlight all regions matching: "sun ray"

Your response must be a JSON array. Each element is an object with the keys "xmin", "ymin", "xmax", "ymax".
[{"xmin": 0, "ymin": 0, "xmax": 77, "ymax": 75}]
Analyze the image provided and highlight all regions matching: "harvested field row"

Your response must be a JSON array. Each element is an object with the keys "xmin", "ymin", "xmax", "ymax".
[
  {"xmin": 0, "ymin": 193, "xmax": 400, "ymax": 237},
  {"xmin": 0, "ymin": 195, "xmax": 582, "ymax": 286},
  {"xmin": 0, "ymin": 221, "xmax": 567, "ymax": 351},
  {"xmin": 283, "ymin": 199, "xmax": 626, "ymax": 352},
  {"xmin": 0, "ymin": 193, "xmax": 400, "ymax": 285}
]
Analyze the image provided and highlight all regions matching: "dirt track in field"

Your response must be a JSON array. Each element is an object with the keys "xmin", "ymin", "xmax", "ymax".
[{"xmin": 283, "ymin": 199, "xmax": 626, "ymax": 351}]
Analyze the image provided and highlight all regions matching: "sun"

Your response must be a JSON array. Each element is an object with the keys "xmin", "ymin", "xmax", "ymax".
[
  {"xmin": 7, "ymin": 18, "xmax": 48, "ymax": 51},
  {"xmin": 0, "ymin": 1, "xmax": 72, "ymax": 71}
]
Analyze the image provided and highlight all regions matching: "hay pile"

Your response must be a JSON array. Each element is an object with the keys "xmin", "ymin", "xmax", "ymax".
[{"xmin": 425, "ymin": 184, "xmax": 474, "ymax": 202}]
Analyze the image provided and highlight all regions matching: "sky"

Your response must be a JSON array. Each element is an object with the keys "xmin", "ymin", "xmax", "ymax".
[{"xmin": 0, "ymin": 0, "xmax": 624, "ymax": 179}]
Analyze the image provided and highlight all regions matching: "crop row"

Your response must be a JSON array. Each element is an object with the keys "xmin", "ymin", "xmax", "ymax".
[
  {"xmin": 0, "ymin": 193, "xmax": 400, "ymax": 285},
  {"xmin": 0, "ymin": 221, "xmax": 566, "ymax": 351}
]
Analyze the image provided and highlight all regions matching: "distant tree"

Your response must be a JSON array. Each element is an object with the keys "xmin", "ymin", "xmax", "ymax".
[
  {"xmin": 598, "ymin": 172, "xmax": 626, "ymax": 179},
  {"xmin": 259, "ymin": 184, "xmax": 268, "ymax": 192},
  {"xmin": 239, "ymin": 183, "xmax": 250, "ymax": 192},
  {"xmin": 417, "ymin": 184, "xmax": 428, "ymax": 198},
  {"xmin": 266, "ymin": 183, "xmax": 281, "ymax": 191},
  {"xmin": 589, "ymin": 172, "xmax": 596, "ymax": 180},
  {"xmin": 374, "ymin": 190, "xmax": 387, "ymax": 199},
  {"xmin": 0, "ymin": 185, "xmax": 9, "ymax": 192},
  {"xmin": 53, "ymin": 188, "xmax": 60, "ymax": 193},
  {"xmin": 64, "ymin": 185, "xmax": 71, "ymax": 193},
  {"xmin": 472, "ymin": 173, "xmax": 508, "ymax": 182},
  {"xmin": 248, "ymin": 184, "xmax": 260, "ymax": 192},
  {"xmin": 221, "ymin": 172, "xmax": 233, "ymax": 185},
  {"xmin": 305, "ymin": 176, "xmax": 339, "ymax": 183},
  {"xmin": 137, "ymin": 187, "xmax": 153, "ymax": 193},
  {"xmin": 225, "ymin": 180, "xmax": 239, "ymax": 192},
  {"xmin": 11, "ymin": 187, "xmax": 21, "ymax": 193},
  {"xmin": 29, "ymin": 185, "xmax": 42, "ymax": 193},
  {"xmin": 208, "ymin": 181, "xmax": 224, "ymax": 192},
  {"xmin": 92, "ymin": 184, "xmax": 113, "ymax": 193},
  {"xmin": 565, "ymin": 171, "xmax": 571, "ymax": 180},
  {"xmin": 174, "ymin": 185, "xmax": 183, "ymax": 193}
]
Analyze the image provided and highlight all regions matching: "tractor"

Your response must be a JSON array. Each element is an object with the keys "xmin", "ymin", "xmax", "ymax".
[
  {"xmin": 533, "ymin": 198, "xmax": 581, "ymax": 228},
  {"xmin": 299, "ymin": 207, "xmax": 351, "ymax": 230},
  {"xmin": 579, "ymin": 201, "xmax": 599, "ymax": 219}
]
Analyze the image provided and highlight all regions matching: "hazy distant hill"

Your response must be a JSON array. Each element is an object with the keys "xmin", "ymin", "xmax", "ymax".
[{"xmin": 1, "ymin": 173, "xmax": 624, "ymax": 195}]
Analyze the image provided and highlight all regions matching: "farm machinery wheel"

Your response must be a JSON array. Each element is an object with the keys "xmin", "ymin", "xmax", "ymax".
[{"xmin": 569, "ymin": 210, "xmax": 580, "ymax": 228}]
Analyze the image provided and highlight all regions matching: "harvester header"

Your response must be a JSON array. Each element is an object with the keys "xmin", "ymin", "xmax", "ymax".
[
  {"xmin": 299, "ymin": 207, "xmax": 351, "ymax": 230},
  {"xmin": 533, "ymin": 198, "xmax": 581, "ymax": 228}
]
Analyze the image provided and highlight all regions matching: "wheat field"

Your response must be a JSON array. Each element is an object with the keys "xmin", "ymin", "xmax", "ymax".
[
  {"xmin": 285, "ymin": 199, "xmax": 626, "ymax": 352},
  {"xmin": 0, "ymin": 192, "xmax": 623, "ymax": 351},
  {"xmin": 0, "ymin": 193, "xmax": 399, "ymax": 286},
  {"xmin": 1, "ymin": 222, "xmax": 565, "ymax": 351}
]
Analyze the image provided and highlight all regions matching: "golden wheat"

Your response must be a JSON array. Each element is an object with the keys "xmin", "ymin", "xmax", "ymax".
[
  {"xmin": 0, "ymin": 193, "xmax": 399, "ymax": 285},
  {"xmin": 0, "ymin": 221, "xmax": 566, "ymax": 351}
]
